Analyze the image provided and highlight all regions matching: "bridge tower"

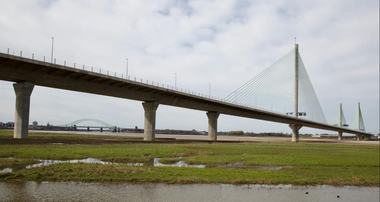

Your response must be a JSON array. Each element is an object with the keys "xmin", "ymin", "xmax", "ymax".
[
  {"xmin": 356, "ymin": 102, "xmax": 366, "ymax": 140},
  {"xmin": 289, "ymin": 44, "xmax": 302, "ymax": 142},
  {"xmin": 338, "ymin": 103, "xmax": 343, "ymax": 140},
  {"xmin": 294, "ymin": 44, "xmax": 299, "ymax": 119},
  {"xmin": 357, "ymin": 102, "xmax": 361, "ymax": 140}
]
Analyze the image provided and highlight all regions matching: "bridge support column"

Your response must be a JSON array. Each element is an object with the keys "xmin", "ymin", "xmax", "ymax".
[
  {"xmin": 142, "ymin": 101, "xmax": 159, "ymax": 141},
  {"xmin": 289, "ymin": 124, "xmax": 302, "ymax": 142},
  {"xmin": 356, "ymin": 134, "xmax": 361, "ymax": 141},
  {"xmin": 13, "ymin": 82, "xmax": 35, "ymax": 139},
  {"xmin": 338, "ymin": 132, "xmax": 343, "ymax": 141},
  {"xmin": 207, "ymin": 111, "xmax": 220, "ymax": 141}
]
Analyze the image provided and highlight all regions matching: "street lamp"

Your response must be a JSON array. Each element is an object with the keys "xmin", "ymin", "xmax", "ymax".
[
  {"xmin": 175, "ymin": 73, "xmax": 177, "ymax": 90},
  {"xmin": 126, "ymin": 58, "xmax": 129, "ymax": 79},
  {"xmin": 209, "ymin": 83, "xmax": 211, "ymax": 98},
  {"xmin": 51, "ymin": 37, "xmax": 54, "ymax": 63}
]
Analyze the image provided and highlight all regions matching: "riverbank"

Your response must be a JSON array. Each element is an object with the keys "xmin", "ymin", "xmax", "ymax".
[{"xmin": 0, "ymin": 130, "xmax": 379, "ymax": 186}]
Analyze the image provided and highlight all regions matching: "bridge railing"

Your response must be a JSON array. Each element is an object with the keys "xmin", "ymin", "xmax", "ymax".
[{"xmin": 0, "ymin": 46, "xmax": 299, "ymax": 117}]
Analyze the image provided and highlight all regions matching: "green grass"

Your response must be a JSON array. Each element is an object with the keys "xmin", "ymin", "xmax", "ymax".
[
  {"xmin": 0, "ymin": 130, "xmax": 141, "ymax": 139},
  {"xmin": 0, "ymin": 158, "xmax": 39, "ymax": 170},
  {"xmin": 0, "ymin": 131, "xmax": 379, "ymax": 186},
  {"xmin": 1, "ymin": 142, "xmax": 376, "ymax": 167},
  {"xmin": 1, "ymin": 163, "xmax": 378, "ymax": 186}
]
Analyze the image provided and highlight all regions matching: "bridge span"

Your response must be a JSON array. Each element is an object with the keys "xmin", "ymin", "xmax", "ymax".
[{"xmin": 0, "ymin": 46, "xmax": 372, "ymax": 141}]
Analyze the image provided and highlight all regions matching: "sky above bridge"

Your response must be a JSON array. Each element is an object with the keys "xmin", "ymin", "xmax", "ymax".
[{"xmin": 0, "ymin": 0, "xmax": 378, "ymax": 134}]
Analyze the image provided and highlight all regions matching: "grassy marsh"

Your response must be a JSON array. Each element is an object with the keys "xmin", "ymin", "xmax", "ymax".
[{"xmin": 0, "ymin": 130, "xmax": 379, "ymax": 186}]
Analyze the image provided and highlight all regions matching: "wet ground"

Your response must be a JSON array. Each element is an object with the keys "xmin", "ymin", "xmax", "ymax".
[
  {"xmin": 2, "ymin": 157, "xmax": 288, "ymax": 173},
  {"xmin": 0, "ymin": 157, "xmax": 206, "ymax": 173},
  {"xmin": 0, "ymin": 181, "xmax": 378, "ymax": 202},
  {"xmin": 1, "ymin": 130, "xmax": 377, "ymax": 145},
  {"xmin": 1, "ymin": 131, "xmax": 378, "ymax": 201}
]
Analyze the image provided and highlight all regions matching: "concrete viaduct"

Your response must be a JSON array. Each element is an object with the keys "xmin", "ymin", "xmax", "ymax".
[{"xmin": 0, "ymin": 52, "xmax": 372, "ymax": 141}]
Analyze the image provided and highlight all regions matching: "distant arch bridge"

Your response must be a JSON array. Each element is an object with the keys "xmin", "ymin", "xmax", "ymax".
[{"xmin": 61, "ymin": 118, "xmax": 117, "ymax": 130}]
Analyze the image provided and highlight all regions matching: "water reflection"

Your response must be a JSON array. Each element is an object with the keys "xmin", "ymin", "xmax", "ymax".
[
  {"xmin": 218, "ymin": 162, "xmax": 291, "ymax": 170},
  {"xmin": 1, "ymin": 157, "xmax": 206, "ymax": 173},
  {"xmin": 1, "ymin": 158, "xmax": 291, "ymax": 173},
  {"xmin": 0, "ymin": 168, "xmax": 12, "ymax": 173},
  {"xmin": 153, "ymin": 158, "xmax": 206, "ymax": 168},
  {"xmin": 29, "ymin": 158, "xmax": 144, "ymax": 168},
  {"xmin": 0, "ymin": 158, "xmax": 143, "ymax": 173},
  {"xmin": 0, "ymin": 182, "xmax": 378, "ymax": 202}
]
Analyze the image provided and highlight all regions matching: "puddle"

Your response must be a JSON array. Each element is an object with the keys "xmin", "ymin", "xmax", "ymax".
[
  {"xmin": 153, "ymin": 158, "xmax": 206, "ymax": 168},
  {"xmin": 218, "ymin": 162, "xmax": 290, "ymax": 170},
  {"xmin": 27, "ymin": 158, "xmax": 144, "ymax": 169},
  {"xmin": 1, "ymin": 158, "xmax": 205, "ymax": 173},
  {"xmin": 50, "ymin": 143, "xmax": 83, "ymax": 146},
  {"xmin": 0, "ymin": 158, "xmax": 143, "ymax": 173},
  {"xmin": 1, "ymin": 158, "xmax": 284, "ymax": 173},
  {"xmin": 0, "ymin": 168, "xmax": 12, "ymax": 173}
]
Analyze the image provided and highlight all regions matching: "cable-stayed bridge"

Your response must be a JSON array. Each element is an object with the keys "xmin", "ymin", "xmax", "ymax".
[{"xmin": 0, "ymin": 45, "xmax": 372, "ymax": 141}]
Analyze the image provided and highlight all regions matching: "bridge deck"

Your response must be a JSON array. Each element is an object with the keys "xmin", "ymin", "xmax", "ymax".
[{"xmin": 0, "ymin": 53, "xmax": 371, "ymax": 137}]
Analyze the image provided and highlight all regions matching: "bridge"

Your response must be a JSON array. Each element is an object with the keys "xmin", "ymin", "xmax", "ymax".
[
  {"xmin": 0, "ymin": 44, "xmax": 372, "ymax": 141},
  {"xmin": 61, "ymin": 118, "xmax": 120, "ymax": 132}
]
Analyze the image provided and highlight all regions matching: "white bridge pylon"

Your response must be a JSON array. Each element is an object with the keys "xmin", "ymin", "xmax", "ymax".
[
  {"xmin": 225, "ymin": 44, "xmax": 328, "ymax": 142},
  {"xmin": 335, "ymin": 102, "xmax": 367, "ymax": 140},
  {"xmin": 225, "ymin": 44, "xmax": 327, "ymax": 125}
]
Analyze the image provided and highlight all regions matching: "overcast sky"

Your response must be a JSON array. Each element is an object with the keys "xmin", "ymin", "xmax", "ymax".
[{"xmin": 0, "ymin": 0, "xmax": 378, "ymax": 134}]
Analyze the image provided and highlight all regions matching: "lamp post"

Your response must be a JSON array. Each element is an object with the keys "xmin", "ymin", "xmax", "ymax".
[
  {"xmin": 126, "ymin": 58, "xmax": 129, "ymax": 79},
  {"xmin": 51, "ymin": 37, "xmax": 54, "ymax": 63},
  {"xmin": 175, "ymin": 73, "xmax": 177, "ymax": 90},
  {"xmin": 209, "ymin": 83, "xmax": 211, "ymax": 98}
]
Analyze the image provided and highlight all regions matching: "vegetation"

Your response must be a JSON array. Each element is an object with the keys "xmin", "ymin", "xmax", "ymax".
[
  {"xmin": 0, "ymin": 130, "xmax": 378, "ymax": 186},
  {"xmin": 0, "ymin": 130, "xmax": 141, "ymax": 139},
  {"xmin": 227, "ymin": 130, "xmax": 245, "ymax": 136},
  {"xmin": 0, "ymin": 158, "xmax": 39, "ymax": 170}
]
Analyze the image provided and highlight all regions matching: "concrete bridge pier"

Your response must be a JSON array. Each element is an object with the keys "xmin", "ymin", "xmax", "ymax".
[
  {"xmin": 143, "ymin": 101, "xmax": 159, "ymax": 141},
  {"xmin": 289, "ymin": 124, "xmax": 302, "ymax": 142},
  {"xmin": 338, "ymin": 131, "xmax": 343, "ymax": 141},
  {"xmin": 13, "ymin": 82, "xmax": 35, "ymax": 139},
  {"xmin": 207, "ymin": 111, "xmax": 220, "ymax": 141},
  {"xmin": 356, "ymin": 134, "xmax": 362, "ymax": 141}
]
